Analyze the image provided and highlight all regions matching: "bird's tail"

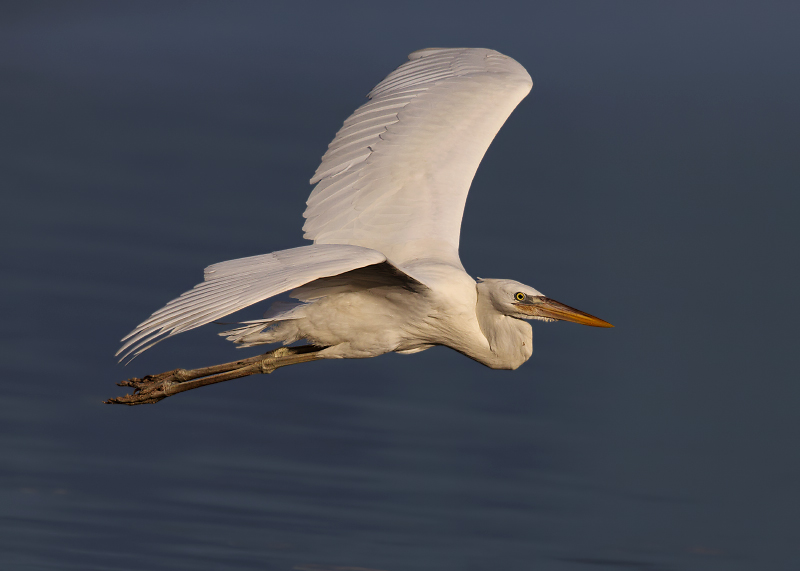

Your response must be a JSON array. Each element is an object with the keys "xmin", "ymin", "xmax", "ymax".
[{"xmin": 219, "ymin": 301, "xmax": 309, "ymax": 348}]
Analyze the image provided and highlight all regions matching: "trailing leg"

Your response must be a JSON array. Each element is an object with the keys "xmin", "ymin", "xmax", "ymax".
[{"xmin": 105, "ymin": 345, "xmax": 323, "ymax": 406}]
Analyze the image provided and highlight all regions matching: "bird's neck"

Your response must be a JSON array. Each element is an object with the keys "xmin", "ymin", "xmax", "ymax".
[{"xmin": 474, "ymin": 294, "xmax": 533, "ymax": 370}]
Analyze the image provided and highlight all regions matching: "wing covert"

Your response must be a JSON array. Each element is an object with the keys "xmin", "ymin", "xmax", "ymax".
[{"xmin": 303, "ymin": 48, "xmax": 532, "ymax": 269}]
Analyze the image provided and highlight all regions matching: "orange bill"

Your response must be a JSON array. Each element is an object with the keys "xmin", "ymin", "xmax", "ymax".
[{"xmin": 517, "ymin": 297, "xmax": 613, "ymax": 328}]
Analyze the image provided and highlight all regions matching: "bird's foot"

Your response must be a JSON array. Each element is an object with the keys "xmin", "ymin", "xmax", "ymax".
[{"xmin": 104, "ymin": 369, "xmax": 188, "ymax": 405}]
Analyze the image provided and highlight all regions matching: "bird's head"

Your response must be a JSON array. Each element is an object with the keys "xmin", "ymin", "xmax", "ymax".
[{"xmin": 476, "ymin": 279, "xmax": 613, "ymax": 327}]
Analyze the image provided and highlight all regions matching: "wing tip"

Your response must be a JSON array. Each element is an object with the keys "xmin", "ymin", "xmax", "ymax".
[
  {"xmin": 407, "ymin": 47, "xmax": 502, "ymax": 61},
  {"xmin": 408, "ymin": 47, "xmax": 455, "ymax": 60}
]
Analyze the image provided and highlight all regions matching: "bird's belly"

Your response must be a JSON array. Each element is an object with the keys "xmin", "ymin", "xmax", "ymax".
[
  {"xmin": 297, "ymin": 290, "xmax": 430, "ymax": 359},
  {"xmin": 291, "ymin": 267, "xmax": 498, "ymax": 364}
]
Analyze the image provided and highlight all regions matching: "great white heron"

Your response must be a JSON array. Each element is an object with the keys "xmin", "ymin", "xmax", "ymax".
[{"xmin": 117, "ymin": 48, "xmax": 611, "ymax": 374}]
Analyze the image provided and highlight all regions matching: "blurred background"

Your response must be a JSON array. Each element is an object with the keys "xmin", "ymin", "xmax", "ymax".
[{"xmin": 1, "ymin": 1, "xmax": 798, "ymax": 569}]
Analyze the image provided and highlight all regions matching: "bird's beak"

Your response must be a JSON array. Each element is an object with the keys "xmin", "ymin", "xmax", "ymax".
[{"xmin": 516, "ymin": 297, "xmax": 613, "ymax": 328}]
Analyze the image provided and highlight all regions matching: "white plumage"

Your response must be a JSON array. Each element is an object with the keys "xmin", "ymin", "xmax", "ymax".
[
  {"xmin": 118, "ymin": 245, "xmax": 386, "ymax": 358},
  {"xmin": 305, "ymin": 47, "xmax": 532, "ymax": 269},
  {"xmin": 118, "ymin": 48, "xmax": 611, "ymax": 368}
]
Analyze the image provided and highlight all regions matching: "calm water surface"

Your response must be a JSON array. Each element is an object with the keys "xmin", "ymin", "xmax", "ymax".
[{"xmin": 2, "ymin": 3, "xmax": 799, "ymax": 570}]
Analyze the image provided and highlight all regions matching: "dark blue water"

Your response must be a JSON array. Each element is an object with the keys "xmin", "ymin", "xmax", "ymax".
[{"xmin": 2, "ymin": 3, "xmax": 799, "ymax": 569}]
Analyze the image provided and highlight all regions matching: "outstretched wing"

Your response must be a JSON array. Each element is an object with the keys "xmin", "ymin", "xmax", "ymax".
[
  {"xmin": 116, "ymin": 245, "xmax": 386, "ymax": 361},
  {"xmin": 303, "ymin": 48, "xmax": 532, "ymax": 269}
]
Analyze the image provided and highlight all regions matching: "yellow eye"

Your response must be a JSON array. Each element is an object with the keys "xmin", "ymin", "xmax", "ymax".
[{"xmin": 515, "ymin": 292, "xmax": 526, "ymax": 301}]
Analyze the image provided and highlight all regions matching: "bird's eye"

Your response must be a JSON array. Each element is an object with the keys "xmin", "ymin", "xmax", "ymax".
[{"xmin": 515, "ymin": 292, "xmax": 526, "ymax": 301}]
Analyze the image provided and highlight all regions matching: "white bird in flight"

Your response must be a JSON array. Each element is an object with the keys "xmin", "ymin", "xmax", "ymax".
[{"xmin": 118, "ymin": 48, "xmax": 612, "ymax": 370}]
